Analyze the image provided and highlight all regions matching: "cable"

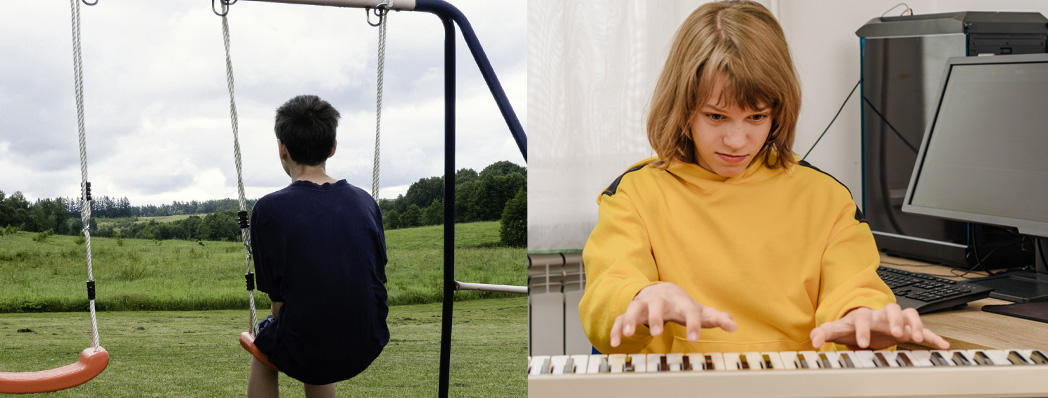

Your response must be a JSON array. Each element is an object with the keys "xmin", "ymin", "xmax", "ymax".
[
  {"xmin": 802, "ymin": 79, "xmax": 860, "ymax": 160},
  {"xmin": 861, "ymin": 96, "xmax": 919, "ymax": 153}
]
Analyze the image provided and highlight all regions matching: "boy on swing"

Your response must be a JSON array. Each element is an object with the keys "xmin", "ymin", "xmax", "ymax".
[{"xmin": 247, "ymin": 95, "xmax": 389, "ymax": 397}]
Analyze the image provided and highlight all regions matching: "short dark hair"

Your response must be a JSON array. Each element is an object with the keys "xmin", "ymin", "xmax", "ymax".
[{"xmin": 274, "ymin": 95, "xmax": 341, "ymax": 166}]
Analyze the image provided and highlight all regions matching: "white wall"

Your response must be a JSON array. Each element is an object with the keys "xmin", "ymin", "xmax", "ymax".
[{"xmin": 528, "ymin": 0, "xmax": 1048, "ymax": 252}]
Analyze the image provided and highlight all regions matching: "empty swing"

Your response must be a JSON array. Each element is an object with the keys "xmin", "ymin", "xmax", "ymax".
[{"xmin": 0, "ymin": 0, "xmax": 109, "ymax": 393}]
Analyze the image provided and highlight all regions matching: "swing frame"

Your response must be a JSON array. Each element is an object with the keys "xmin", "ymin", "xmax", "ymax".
[{"xmin": 226, "ymin": 1, "xmax": 527, "ymax": 396}]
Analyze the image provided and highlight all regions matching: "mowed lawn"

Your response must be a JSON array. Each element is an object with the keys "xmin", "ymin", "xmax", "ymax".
[
  {"xmin": 0, "ymin": 221, "xmax": 527, "ymax": 396},
  {"xmin": 0, "ymin": 298, "xmax": 527, "ymax": 397}
]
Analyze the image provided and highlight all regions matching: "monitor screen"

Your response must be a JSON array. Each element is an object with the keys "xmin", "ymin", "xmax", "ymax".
[{"xmin": 902, "ymin": 54, "xmax": 1048, "ymax": 239}]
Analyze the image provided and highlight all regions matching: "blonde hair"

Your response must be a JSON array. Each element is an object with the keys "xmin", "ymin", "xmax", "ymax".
[{"xmin": 647, "ymin": 0, "xmax": 801, "ymax": 169}]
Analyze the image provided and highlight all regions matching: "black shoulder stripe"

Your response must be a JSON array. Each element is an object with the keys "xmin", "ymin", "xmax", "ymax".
[
  {"xmin": 602, "ymin": 162, "xmax": 650, "ymax": 196},
  {"xmin": 798, "ymin": 160, "xmax": 868, "ymax": 224}
]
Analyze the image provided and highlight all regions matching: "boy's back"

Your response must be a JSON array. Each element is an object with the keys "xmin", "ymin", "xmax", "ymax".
[{"xmin": 251, "ymin": 179, "xmax": 389, "ymax": 385}]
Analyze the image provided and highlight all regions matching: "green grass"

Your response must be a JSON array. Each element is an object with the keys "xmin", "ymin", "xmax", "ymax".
[
  {"xmin": 0, "ymin": 222, "xmax": 524, "ymax": 312},
  {"xmin": 0, "ymin": 297, "xmax": 527, "ymax": 397}
]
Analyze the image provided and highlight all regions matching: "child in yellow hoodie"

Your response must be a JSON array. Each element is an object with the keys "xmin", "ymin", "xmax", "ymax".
[{"xmin": 579, "ymin": 0, "xmax": 950, "ymax": 354}]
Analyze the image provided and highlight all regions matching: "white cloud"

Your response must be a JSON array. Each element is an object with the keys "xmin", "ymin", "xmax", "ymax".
[{"xmin": 0, "ymin": 0, "xmax": 525, "ymax": 205}]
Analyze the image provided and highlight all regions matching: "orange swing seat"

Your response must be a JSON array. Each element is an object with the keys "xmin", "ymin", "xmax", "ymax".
[
  {"xmin": 0, "ymin": 347, "xmax": 109, "ymax": 394},
  {"xmin": 239, "ymin": 332, "xmax": 279, "ymax": 371}
]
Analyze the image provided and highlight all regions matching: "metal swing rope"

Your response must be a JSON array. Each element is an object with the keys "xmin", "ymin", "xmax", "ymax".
[
  {"xmin": 70, "ymin": 0, "xmax": 101, "ymax": 352},
  {"xmin": 370, "ymin": 1, "xmax": 391, "ymax": 200},
  {"xmin": 216, "ymin": 0, "xmax": 259, "ymax": 335}
]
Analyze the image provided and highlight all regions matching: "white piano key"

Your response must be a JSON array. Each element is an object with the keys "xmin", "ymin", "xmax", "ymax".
[
  {"xmin": 760, "ymin": 352, "xmax": 786, "ymax": 370},
  {"xmin": 529, "ymin": 356, "xmax": 550, "ymax": 376},
  {"xmin": 1028, "ymin": 349, "xmax": 1048, "ymax": 364},
  {"xmin": 629, "ymin": 354, "xmax": 647, "ymax": 373},
  {"xmin": 586, "ymin": 355, "xmax": 606, "ymax": 374},
  {"xmin": 969, "ymin": 350, "xmax": 1007, "ymax": 366},
  {"xmin": 722, "ymin": 352, "xmax": 742, "ymax": 371},
  {"xmin": 645, "ymin": 354, "xmax": 662, "ymax": 372},
  {"xmin": 664, "ymin": 353, "xmax": 684, "ymax": 371},
  {"xmin": 702, "ymin": 353, "xmax": 726, "ymax": 370},
  {"xmin": 902, "ymin": 350, "xmax": 934, "ymax": 367},
  {"xmin": 836, "ymin": 351, "xmax": 863, "ymax": 368},
  {"xmin": 852, "ymin": 351, "xmax": 877, "ymax": 368},
  {"xmin": 607, "ymin": 354, "xmax": 627, "ymax": 373},
  {"xmin": 816, "ymin": 351, "xmax": 842, "ymax": 369},
  {"xmin": 948, "ymin": 350, "xmax": 976, "ymax": 366},
  {"xmin": 797, "ymin": 351, "xmax": 820, "ymax": 369},
  {"xmin": 928, "ymin": 350, "xmax": 955, "ymax": 366},
  {"xmin": 741, "ymin": 352, "xmax": 766, "ymax": 370},
  {"xmin": 549, "ymin": 355, "xmax": 571, "ymax": 374},
  {"xmin": 567, "ymin": 355, "xmax": 589, "ymax": 374}
]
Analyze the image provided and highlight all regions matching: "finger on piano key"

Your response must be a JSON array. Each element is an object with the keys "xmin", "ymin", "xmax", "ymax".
[
  {"xmin": 569, "ymin": 354, "xmax": 590, "ymax": 374},
  {"xmin": 760, "ymin": 352, "xmax": 786, "ymax": 370},
  {"xmin": 529, "ymin": 356, "xmax": 551, "ymax": 376}
]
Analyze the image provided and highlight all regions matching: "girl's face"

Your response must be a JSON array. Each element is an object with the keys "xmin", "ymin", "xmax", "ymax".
[{"xmin": 689, "ymin": 78, "xmax": 772, "ymax": 177}]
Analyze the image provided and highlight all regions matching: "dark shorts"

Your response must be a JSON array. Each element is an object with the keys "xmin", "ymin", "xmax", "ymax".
[{"xmin": 252, "ymin": 315, "xmax": 382, "ymax": 385}]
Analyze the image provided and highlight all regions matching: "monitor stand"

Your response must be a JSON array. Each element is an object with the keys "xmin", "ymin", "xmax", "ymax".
[{"xmin": 968, "ymin": 237, "xmax": 1048, "ymax": 303}]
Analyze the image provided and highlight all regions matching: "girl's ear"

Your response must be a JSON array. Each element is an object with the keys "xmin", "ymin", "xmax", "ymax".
[{"xmin": 329, "ymin": 140, "xmax": 337, "ymax": 158}]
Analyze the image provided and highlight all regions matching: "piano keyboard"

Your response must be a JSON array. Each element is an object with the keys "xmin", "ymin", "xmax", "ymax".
[{"xmin": 529, "ymin": 350, "xmax": 1048, "ymax": 398}]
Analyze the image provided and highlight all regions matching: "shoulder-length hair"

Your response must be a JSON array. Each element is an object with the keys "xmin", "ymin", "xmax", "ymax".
[{"xmin": 647, "ymin": 0, "xmax": 801, "ymax": 169}]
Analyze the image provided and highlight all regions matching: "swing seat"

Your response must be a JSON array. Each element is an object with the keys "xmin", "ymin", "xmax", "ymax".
[
  {"xmin": 0, "ymin": 347, "xmax": 109, "ymax": 394},
  {"xmin": 239, "ymin": 332, "xmax": 279, "ymax": 371}
]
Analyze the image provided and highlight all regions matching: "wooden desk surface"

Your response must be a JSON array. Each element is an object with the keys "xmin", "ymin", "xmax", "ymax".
[{"xmin": 880, "ymin": 254, "xmax": 1048, "ymax": 351}]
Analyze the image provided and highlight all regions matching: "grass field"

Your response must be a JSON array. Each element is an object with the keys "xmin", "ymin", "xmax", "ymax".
[
  {"xmin": 0, "ymin": 297, "xmax": 526, "ymax": 397},
  {"xmin": 0, "ymin": 222, "xmax": 524, "ymax": 312}
]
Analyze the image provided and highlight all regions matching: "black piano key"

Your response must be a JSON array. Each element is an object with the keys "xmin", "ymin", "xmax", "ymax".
[
  {"xmin": 930, "ymin": 352, "xmax": 950, "ymax": 366},
  {"xmin": 1007, "ymin": 351, "xmax": 1030, "ymax": 366},
  {"xmin": 540, "ymin": 358, "xmax": 551, "ymax": 374},
  {"xmin": 704, "ymin": 354, "xmax": 714, "ymax": 371},
  {"xmin": 1031, "ymin": 350, "xmax": 1048, "ymax": 364},
  {"xmin": 952, "ymin": 352, "xmax": 973, "ymax": 366},
  {"xmin": 659, "ymin": 355, "xmax": 669, "ymax": 372},
  {"xmin": 562, "ymin": 358, "xmax": 575, "ymax": 374},
  {"xmin": 818, "ymin": 353, "xmax": 832, "ymax": 368},
  {"xmin": 838, "ymin": 352, "xmax": 855, "ymax": 368},
  {"xmin": 873, "ymin": 352, "xmax": 890, "ymax": 367},
  {"xmin": 682, "ymin": 355, "xmax": 693, "ymax": 371},
  {"xmin": 795, "ymin": 355, "xmax": 810, "ymax": 369},
  {"xmin": 973, "ymin": 351, "xmax": 993, "ymax": 366},
  {"xmin": 624, "ymin": 355, "xmax": 634, "ymax": 372},
  {"xmin": 738, "ymin": 355, "xmax": 750, "ymax": 370},
  {"xmin": 762, "ymin": 354, "xmax": 773, "ymax": 369},
  {"xmin": 895, "ymin": 351, "xmax": 915, "ymax": 367}
]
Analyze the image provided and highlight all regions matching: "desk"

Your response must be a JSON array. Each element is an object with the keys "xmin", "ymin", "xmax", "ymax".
[{"xmin": 880, "ymin": 253, "xmax": 1048, "ymax": 351}]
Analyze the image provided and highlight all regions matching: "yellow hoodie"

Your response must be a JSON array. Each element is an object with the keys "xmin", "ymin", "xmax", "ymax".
[{"xmin": 580, "ymin": 156, "xmax": 893, "ymax": 354}]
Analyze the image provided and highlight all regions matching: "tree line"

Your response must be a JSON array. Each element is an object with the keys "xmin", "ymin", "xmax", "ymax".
[{"xmin": 0, "ymin": 160, "xmax": 526, "ymax": 246}]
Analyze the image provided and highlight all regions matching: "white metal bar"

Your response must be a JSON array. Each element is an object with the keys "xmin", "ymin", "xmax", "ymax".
[
  {"xmin": 243, "ymin": 0, "xmax": 416, "ymax": 11},
  {"xmin": 455, "ymin": 281, "xmax": 527, "ymax": 294}
]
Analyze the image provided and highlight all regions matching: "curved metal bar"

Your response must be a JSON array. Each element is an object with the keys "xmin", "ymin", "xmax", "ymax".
[
  {"xmin": 413, "ymin": 0, "xmax": 527, "ymax": 161},
  {"xmin": 455, "ymin": 281, "xmax": 527, "ymax": 294}
]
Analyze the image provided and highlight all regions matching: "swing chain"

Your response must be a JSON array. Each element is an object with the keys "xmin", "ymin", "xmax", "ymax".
[
  {"xmin": 212, "ymin": 0, "xmax": 238, "ymax": 17},
  {"xmin": 366, "ymin": 0, "xmax": 393, "ymax": 27},
  {"xmin": 81, "ymin": 0, "xmax": 99, "ymax": 6}
]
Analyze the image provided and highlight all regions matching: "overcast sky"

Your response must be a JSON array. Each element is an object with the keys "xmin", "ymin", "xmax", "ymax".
[{"xmin": 0, "ymin": 0, "xmax": 525, "ymax": 206}]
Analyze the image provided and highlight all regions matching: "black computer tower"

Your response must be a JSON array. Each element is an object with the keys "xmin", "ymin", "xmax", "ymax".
[{"xmin": 856, "ymin": 12, "xmax": 1047, "ymax": 268}]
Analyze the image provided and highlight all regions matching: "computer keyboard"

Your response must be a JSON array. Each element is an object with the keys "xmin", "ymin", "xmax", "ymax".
[{"xmin": 877, "ymin": 266, "xmax": 994, "ymax": 314}]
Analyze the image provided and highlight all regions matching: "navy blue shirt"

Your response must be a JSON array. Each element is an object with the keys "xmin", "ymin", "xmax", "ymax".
[{"xmin": 250, "ymin": 179, "xmax": 389, "ymax": 385}]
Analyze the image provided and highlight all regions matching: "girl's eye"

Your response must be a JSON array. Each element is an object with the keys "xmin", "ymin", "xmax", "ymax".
[
  {"xmin": 707, "ymin": 113, "xmax": 725, "ymax": 121},
  {"xmin": 750, "ymin": 114, "xmax": 768, "ymax": 122}
]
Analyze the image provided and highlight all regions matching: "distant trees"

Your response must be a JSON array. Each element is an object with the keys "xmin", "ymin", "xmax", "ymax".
[{"xmin": 380, "ymin": 161, "xmax": 526, "ymax": 230}]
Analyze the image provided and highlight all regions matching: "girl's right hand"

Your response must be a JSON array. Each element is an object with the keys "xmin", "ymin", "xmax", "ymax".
[{"xmin": 609, "ymin": 282, "xmax": 737, "ymax": 347}]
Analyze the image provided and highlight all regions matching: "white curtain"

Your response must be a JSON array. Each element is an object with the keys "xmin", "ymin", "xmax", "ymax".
[{"xmin": 527, "ymin": 0, "xmax": 774, "ymax": 252}]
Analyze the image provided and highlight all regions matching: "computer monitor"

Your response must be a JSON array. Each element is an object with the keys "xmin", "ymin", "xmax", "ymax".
[{"xmin": 902, "ymin": 53, "xmax": 1048, "ymax": 303}]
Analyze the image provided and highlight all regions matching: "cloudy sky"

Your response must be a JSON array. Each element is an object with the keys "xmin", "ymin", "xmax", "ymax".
[{"xmin": 0, "ymin": 0, "xmax": 525, "ymax": 206}]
